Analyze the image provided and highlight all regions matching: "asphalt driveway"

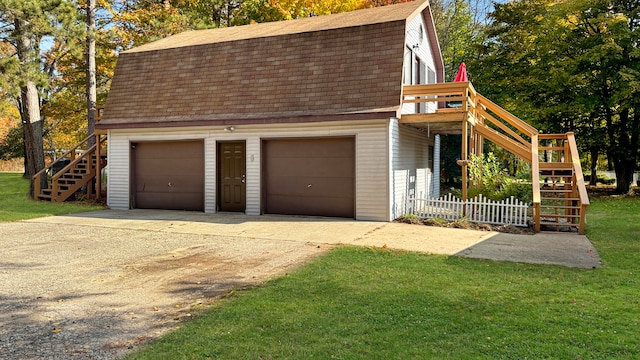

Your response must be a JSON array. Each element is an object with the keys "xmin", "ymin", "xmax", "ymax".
[{"xmin": 0, "ymin": 210, "xmax": 600, "ymax": 359}]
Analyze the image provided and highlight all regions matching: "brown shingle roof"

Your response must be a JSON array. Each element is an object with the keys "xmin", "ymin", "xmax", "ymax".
[{"xmin": 100, "ymin": 1, "xmax": 431, "ymax": 128}]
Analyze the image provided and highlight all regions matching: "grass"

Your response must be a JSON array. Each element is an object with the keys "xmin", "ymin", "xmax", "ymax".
[
  {"xmin": 0, "ymin": 172, "xmax": 106, "ymax": 222},
  {"xmin": 127, "ymin": 196, "xmax": 640, "ymax": 359}
]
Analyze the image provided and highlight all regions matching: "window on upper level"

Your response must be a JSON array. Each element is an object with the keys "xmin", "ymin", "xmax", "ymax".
[
  {"xmin": 403, "ymin": 46, "xmax": 412, "ymax": 85},
  {"xmin": 415, "ymin": 56, "xmax": 426, "ymax": 112},
  {"xmin": 427, "ymin": 67, "xmax": 436, "ymax": 84}
]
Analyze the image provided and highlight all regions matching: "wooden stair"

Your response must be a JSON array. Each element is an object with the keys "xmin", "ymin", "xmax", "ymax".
[
  {"xmin": 535, "ymin": 135, "xmax": 589, "ymax": 234},
  {"xmin": 538, "ymin": 163, "xmax": 580, "ymax": 232},
  {"xmin": 33, "ymin": 133, "xmax": 107, "ymax": 202}
]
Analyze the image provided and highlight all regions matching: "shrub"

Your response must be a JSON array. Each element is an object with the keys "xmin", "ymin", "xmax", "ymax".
[{"xmin": 466, "ymin": 152, "xmax": 532, "ymax": 203}]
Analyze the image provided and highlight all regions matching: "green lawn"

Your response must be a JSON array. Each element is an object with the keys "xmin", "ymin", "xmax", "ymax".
[
  {"xmin": 0, "ymin": 172, "xmax": 105, "ymax": 222},
  {"xmin": 127, "ymin": 197, "xmax": 640, "ymax": 359}
]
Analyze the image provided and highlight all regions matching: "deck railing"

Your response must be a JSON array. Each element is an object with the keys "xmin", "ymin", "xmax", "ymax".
[{"xmin": 402, "ymin": 81, "xmax": 478, "ymax": 114}]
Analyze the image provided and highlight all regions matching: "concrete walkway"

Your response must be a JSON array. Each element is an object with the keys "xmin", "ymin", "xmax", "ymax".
[{"xmin": 28, "ymin": 209, "xmax": 601, "ymax": 268}]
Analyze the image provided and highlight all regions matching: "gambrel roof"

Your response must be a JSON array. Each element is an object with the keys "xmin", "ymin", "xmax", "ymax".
[{"xmin": 100, "ymin": 0, "xmax": 441, "ymax": 128}]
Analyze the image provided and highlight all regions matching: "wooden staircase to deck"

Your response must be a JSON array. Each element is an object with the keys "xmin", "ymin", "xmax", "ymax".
[
  {"xmin": 401, "ymin": 82, "xmax": 590, "ymax": 234},
  {"xmin": 535, "ymin": 134, "xmax": 589, "ymax": 234},
  {"xmin": 33, "ymin": 133, "xmax": 107, "ymax": 202}
]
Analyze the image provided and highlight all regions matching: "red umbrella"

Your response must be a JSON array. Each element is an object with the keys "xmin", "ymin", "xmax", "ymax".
[{"xmin": 453, "ymin": 62, "xmax": 468, "ymax": 82}]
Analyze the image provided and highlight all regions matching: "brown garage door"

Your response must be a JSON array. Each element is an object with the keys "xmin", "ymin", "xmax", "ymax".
[
  {"xmin": 132, "ymin": 140, "xmax": 204, "ymax": 211},
  {"xmin": 263, "ymin": 137, "xmax": 354, "ymax": 218}
]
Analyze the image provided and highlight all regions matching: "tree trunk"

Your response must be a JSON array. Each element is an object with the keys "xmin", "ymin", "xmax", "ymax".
[
  {"xmin": 15, "ymin": 18, "xmax": 46, "ymax": 196},
  {"xmin": 613, "ymin": 158, "xmax": 634, "ymax": 194},
  {"xmin": 610, "ymin": 108, "xmax": 639, "ymax": 194},
  {"xmin": 86, "ymin": 0, "xmax": 97, "ymax": 146},
  {"xmin": 589, "ymin": 146, "xmax": 598, "ymax": 186},
  {"xmin": 20, "ymin": 82, "xmax": 46, "ymax": 196}
]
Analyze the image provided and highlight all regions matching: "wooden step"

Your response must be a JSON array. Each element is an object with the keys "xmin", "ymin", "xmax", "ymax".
[
  {"xmin": 540, "ymin": 162, "xmax": 573, "ymax": 169},
  {"xmin": 542, "ymin": 197, "xmax": 580, "ymax": 201},
  {"xmin": 540, "ymin": 189, "xmax": 573, "ymax": 194},
  {"xmin": 539, "ymin": 220, "xmax": 579, "ymax": 226},
  {"xmin": 540, "ymin": 213, "xmax": 581, "ymax": 219},
  {"xmin": 538, "ymin": 146, "xmax": 565, "ymax": 152},
  {"xmin": 541, "ymin": 183, "xmax": 575, "ymax": 188},
  {"xmin": 540, "ymin": 205, "xmax": 581, "ymax": 210},
  {"xmin": 61, "ymin": 174, "xmax": 85, "ymax": 180},
  {"xmin": 539, "ymin": 221, "xmax": 579, "ymax": 232}
]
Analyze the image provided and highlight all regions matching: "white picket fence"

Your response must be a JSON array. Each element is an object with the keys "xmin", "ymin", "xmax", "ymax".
[{"xmin": 406, "ymin": 193, "xmax": 530, "ymax": 227}]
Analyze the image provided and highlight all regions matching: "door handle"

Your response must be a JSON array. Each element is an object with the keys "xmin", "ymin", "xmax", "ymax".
[{"xmin": 241, "ymin": 174, "xmax": 246, "ymax": 183}]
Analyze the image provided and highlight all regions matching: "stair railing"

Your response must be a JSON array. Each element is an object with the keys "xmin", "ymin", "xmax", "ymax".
[
  {"xmin": 538, "ymin": 132, "xmax": 589, "ymax": 234},
  {"xmin": 33, "ymin": 132, "xmax": 107, "ymax": 201},
  {"xmin": 475, "ymin": 95, "xmax": 544, "ymax": 232},
  {"xmin": 566, "ymin": 132, "xmax": 589, "ymax": 234},
  {"xmin": 531, "ymin": 134, "xmax": 541, "ymax": 232}
]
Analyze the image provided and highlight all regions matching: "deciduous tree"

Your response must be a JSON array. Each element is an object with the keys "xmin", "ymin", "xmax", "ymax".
[
  {"xmin": 0, "ymin": 0, "xmax": 82, "ymax": 194},
  {"xmin": 472, "ymin": 0, "xmax": 640, "ymax": 193}
]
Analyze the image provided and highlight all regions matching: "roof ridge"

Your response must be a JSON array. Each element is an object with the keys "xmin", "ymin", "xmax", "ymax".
[{"xmin": 125, "ymin": 0, "xmax": 428, "ymax": 53}]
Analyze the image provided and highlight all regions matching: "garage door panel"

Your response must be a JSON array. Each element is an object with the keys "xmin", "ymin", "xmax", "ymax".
[
  {"xmin": 133, "ymin": 140, "xmax": 204, "ymax": 211},
  {"xmin": 136, "ymin": 179, "xmax": 204, "ymax": 193},
  {"xmin": 266, "ymin": 176, "xmax": 355, "ymax": 197},
  {"xmin": 135, "ymin": 192, "xmax": 204, "ymax": 211},
  {"xmin": 264, "ymin": 137, "xmax": 354, "ymax": 218},
  {"xmin": 136, "ymin": 159, "xmax": 203, "ymax": 175},
  {"xmin": 135, "ymin": 142, "xmax": 204, "ymax": 159},
  {"xmin": 266, "ymin": 195, "xmax": 354, "ymax": 217},
  {"xmin": 266, "ymin": 158, "xmax": 354, "ymax": 177},
  {"xmin": 267, "ymin": 138, "xmax": 354, "ymax": 158}
]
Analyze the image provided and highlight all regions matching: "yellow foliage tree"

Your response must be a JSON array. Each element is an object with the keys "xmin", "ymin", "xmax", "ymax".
[{"xmin": 269, "ymin": 0, "xmax": 366, "ymax": 19}]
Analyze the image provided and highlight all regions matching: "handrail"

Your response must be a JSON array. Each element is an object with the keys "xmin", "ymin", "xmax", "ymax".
[
  {"xmin": 33, "ymin": 134, "xmax": 94, "ymax": 181},
  {"xmin": 33, "ymin": 133, "xmax": 107, "ymax": 201},
  {"xmin": 476, "ymin": 94, "xmax": 539, "ymax": 136},
  {"xmin": 531, "ymin": 134, "xmax": 541, "ymax": 232},
  {"xmin": 402, "ymin": 82, "xmax": 470, "ymax": 96},
  {"xmin": 51, "ymin": 141, "xmax": 99, "ymax": 183},
  {"xmin": 478, "ymin": 109, "xmax": 531, "ymax": 147},
  {"xmin": 566, "ymin": 132, "xmax": 590, "ymax": 206}
]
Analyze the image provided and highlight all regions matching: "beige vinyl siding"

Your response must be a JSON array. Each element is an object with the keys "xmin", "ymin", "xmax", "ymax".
[
  {"xmin": 389, "ymin": 119, "xmax": 432, "ymax": 219},
  {"xmin": 106, "ymin": 119, "xmax": 389, "ymax": 221},
  {"xmin": 106, "ymin": 134, "xmax": 130, "ymax": 210},
  {"xmin": 245, "ymin": 137, "xmax": 261, "ymax": 215},
  {"xmin": 204, "ymin": 137, "xmax": 217, "ymax": 213}
]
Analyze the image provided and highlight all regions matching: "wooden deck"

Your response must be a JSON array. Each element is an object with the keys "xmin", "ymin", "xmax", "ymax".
[{"xmin": 399, "ymin": 108, "xmax": 469, "ymax": 134}]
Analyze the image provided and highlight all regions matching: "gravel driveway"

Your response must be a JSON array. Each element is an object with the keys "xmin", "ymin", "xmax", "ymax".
[
  {"xmin": 1, "ymin": 209, "xmax": 596, "ymax": 359},
  {"xmin": 0, "ymin": 218, "xmax": 327, "ymax": 359}
]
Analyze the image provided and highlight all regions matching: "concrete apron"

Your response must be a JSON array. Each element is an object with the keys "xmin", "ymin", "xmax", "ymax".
[{"xmin": 27, "ymin": 209, "xmax": 601, "ymax": 268}]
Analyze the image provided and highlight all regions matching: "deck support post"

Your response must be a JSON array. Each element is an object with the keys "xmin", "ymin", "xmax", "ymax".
[
  {"xmin": 95, "ymin": 132, "xmax": 101, "ymax": 199},
  {"xmin": 461, "ymin": 118, "xmax": 468, "ymax": 203}
]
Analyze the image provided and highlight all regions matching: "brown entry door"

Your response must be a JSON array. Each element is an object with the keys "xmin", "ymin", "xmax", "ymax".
[{"xmin": 218, "ymin": 141, "xmax": 246, "ymax": 212}]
